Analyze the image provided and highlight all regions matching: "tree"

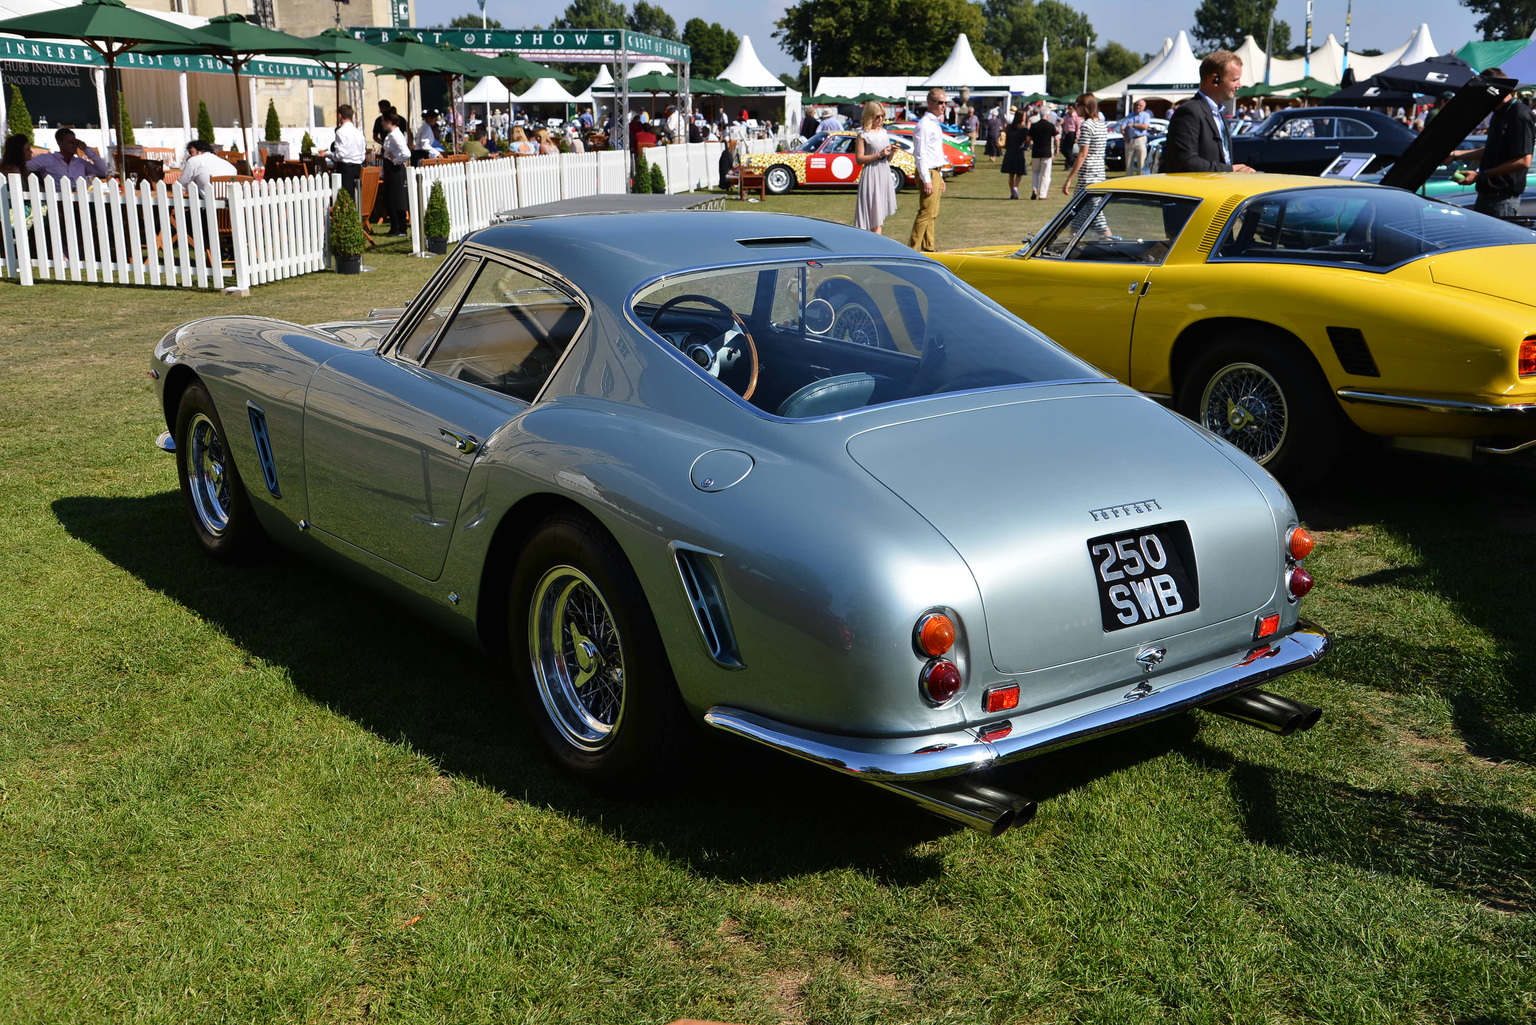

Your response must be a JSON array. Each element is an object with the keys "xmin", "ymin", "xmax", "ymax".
[
  {"xmin": 1192, "ymin": 0, "xmax": 1291, "ymax": 53},
  {"xmin": 683, "ymin": 17, "xmax": 739, "ymax": 77},
  {"xmin": 117, "ymin": 90, "xmax": 136, "ymax": 145},
  {"xmin": 774, "ymin": 0, "xmax": 999, "ymax": 78},
  {"xmin": 446, "ymin": 14, "xmax": 503, "ymax": 28},
  {"xmin": 1459, "ymin": 0, "xmax": 1536, "ymax": 39},
  {"xmin": 549, "ymin": 0, "xmax": 627, "ymax": 30},
  {"xmin": 1093, "ymin": 42, "xmax": 1144, "ymax": 88},
  {"xmin": 983, "ymin": 0, "xmax": 1093, "ymax": 73},
  {"xmin": 8, "ymin": 84, "xmax": 34, "ymax": 145},
  {"xmin": 264, "ymin": 98, "xmax": 282, "ymax": 143},
  {"xmin": 628, "ymin": 1, "xmax": 677, "ymax": 39}
]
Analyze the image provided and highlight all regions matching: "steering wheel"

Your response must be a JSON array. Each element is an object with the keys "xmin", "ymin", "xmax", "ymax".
[{"xmin": 652, "ymin": 293, "xmax": 759, "ymax": 401}]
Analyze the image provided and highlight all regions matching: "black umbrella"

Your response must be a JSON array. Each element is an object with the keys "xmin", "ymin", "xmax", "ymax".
[
  {"xmin": 1372, "ymin": 54, "xmax": 1477, "ymax": 96},
  {"xmin": 1324, "ymin": 80, "xmax": 1421, "ymax": 108}
]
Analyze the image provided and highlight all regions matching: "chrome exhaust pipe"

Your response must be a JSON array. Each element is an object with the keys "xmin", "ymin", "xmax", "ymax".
[
  {"xmin": 870, "ymin": 778, "xmax": 1037, "ymax": 836},
  {"xmin": 1206, "ymin": 688, "xmax": 1322, "ymax": 736}
]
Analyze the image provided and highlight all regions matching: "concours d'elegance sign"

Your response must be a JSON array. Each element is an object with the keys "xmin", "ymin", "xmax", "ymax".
[
  {"xmin": 0, "ymin": 37, "xmax": 330, "ymax": 79},
  {"xmin": 353, "ymin": 27, "xmax": 690, "ymax": 64}
]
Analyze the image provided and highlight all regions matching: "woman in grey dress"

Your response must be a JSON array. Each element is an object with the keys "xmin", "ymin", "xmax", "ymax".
[{"xmin": 853, "ymin": 101, "xmax": 898, "ymax": 234}]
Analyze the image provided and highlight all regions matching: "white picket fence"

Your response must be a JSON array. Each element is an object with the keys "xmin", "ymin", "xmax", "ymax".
[
  {"xmin": 405, "ymin": 150, "xmax": 630, "ymax": 251},
  {"xmin": 642, "ymin": 138, "xmax": 781, "ymax": 194},
  {"xmin": 0, "ymin": 172, "xmax": 339, "ymax": 291}
]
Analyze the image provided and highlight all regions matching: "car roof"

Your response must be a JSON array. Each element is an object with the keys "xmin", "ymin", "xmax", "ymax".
[
  {"xmin": 1085, "ymin": 172, "xmax": 1373, "ymax": 201},
  {"xmin": 462, "ymin": 212, "xmax": 922, "ymax": 296}
]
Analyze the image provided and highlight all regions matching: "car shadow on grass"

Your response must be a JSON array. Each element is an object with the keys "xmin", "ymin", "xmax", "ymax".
[
  {"xmin": 54, "ymin": 490, "xmax": 1191, "ymax": 881},
  {"xmin": 1181, "ymin": 742, "xmax": 1536, "ymax": 913},
  {"xmin": 1296, "ymin": 447, "xmax": 1536, "ymax": 765}
]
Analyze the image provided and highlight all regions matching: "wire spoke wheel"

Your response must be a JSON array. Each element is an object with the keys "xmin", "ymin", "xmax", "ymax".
[
  {"xmin": 185, "ymin": 412, "xmax": 232, "ymax": 536},
  {"xmin": 529, "ymin": 564, "xmax": 626, "ymax": 751},
  {"xmin": 833, "ymin": 302, "xmax": 880, "ymax": 347},
  {"xmin": 1198, "ymin": 361, "xmax": 1289, "ymax": 464}
]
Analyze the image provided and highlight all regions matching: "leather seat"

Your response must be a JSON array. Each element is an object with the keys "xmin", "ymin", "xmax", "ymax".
[{"xmin": 777, "ymin": 373, "xmax": 878, "ymax": 418}]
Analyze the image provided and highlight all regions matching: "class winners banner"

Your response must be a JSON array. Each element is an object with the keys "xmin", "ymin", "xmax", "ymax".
[
  {"xmin": 0, "ymin": 35, "xmax": 331, "ymax": 80},
  {"xmin": 352, "ymin": 27, "xmax": 690, "ymax": 65}
]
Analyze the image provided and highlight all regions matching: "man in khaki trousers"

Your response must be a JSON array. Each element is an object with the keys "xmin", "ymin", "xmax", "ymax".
[{"xmin": 909, "ymin": 88, "xmax": 949, "ymax": 251}]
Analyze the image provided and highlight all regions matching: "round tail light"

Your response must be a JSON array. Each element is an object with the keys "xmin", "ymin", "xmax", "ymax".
[
  {"xmin": 1288, "ymin": 566, "xmax": 1315, "ymax": 600},
  {"xmin": 920, "ymin": 659, "xmax": 962, "ymax": 704},
  {"xmin": 916, "ymin": 613, "xmax": 956, "ymax": 656},
  {"xmin": 1288, "ymin": 526, "xmax": 1315, "ymax": 562}
]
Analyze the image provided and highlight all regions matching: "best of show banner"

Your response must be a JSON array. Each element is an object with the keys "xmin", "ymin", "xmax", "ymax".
[{"xmin": 353, "ymin": 27, "xmax": 690, "ymax": 64}]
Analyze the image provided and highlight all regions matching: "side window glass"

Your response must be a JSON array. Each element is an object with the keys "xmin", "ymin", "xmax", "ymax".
[
  {"xmin": 1312, "ymin": 118, "xmax": 1335, "ymax": 138},
  {"xmin": 422, "ymin": 263, "xmax": 586, "ymax": 401},
  {"xmin": 396, "ymin": 258, "xmax": 481, "ymax": 362},
  {"xmin": 824, "ymin": 136, "xmax": 855, "ymax": 154},
  {"xmin": 1338, "ymin": 118, "xmax": 1377, "ymax": 139},
  {"xmin": 1065, "ymin": 195, "xmax": 1200, "ymax": 264},
  {"xmin": 1036, "ymin": 194, "xmax": 1107, "ymax": 258}
]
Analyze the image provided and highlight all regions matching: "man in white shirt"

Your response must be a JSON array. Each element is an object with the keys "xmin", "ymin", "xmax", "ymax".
[
  {"xmin": 908, "ymin": 88, "xmax": 948, "ymax": 252},
  {"xmin": 329, "ymin": 103, "xmax": 367, "ymax": 200},
  {"xmin": 179, "ymin": 138, "xmax": 239, "ymax": 194}
]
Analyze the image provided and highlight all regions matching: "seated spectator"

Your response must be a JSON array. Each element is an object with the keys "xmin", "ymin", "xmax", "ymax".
[
  {"xmin": 27, "ymin": 128, "xmax": 113, "ymax": 183},
  {"xmin": 179, "ymin": 138, "xmax": 239, "ymax": 194},
  {"xmin": 0, "ymin": 132, "xmax": 34, "ymax": 176},
  {"xmin": 506, "ymin": 126, "xmax": 536, "ymax": 155},
  {"xmin": 534, "ymin": 127, "xmax": 561, "ymax": 155},
  {"xmin": 464, "ymin": 130, "xmax": 492, "ymax": 158}
]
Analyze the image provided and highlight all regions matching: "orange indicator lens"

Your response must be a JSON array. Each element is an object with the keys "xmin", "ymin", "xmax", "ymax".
[
  {"xmin": 1288, "ymin": 527, "xmax": 1315, "ymax": 562},
  {"xmin": 916, "ymin": 613, "xmax": 956, "ymax": 656}
]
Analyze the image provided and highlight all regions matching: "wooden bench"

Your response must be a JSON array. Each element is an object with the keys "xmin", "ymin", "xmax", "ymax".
[{"xmin": 738, "ymin": 169, "xmax": 766, "ymax": 200}]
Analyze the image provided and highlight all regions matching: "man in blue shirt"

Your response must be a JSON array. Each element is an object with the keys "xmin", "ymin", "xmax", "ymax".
[{"xmin": 1119, "ymin": 99, "xmax": 1153, "ymax": 175}]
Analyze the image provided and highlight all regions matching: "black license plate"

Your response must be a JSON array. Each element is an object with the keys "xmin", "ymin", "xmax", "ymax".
[{"xmin": 1087, "ymin": 521, "xmax": 1200, "ymax": 632}]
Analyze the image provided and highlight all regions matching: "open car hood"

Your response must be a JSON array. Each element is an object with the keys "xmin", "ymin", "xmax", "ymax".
[{"xmin": 1378, "ymin": 76, "xmax": 1515, "ymax": 193}]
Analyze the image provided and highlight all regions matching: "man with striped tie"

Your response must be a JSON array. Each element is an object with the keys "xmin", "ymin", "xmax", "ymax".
[{"xmin": 1164, "ymin": 51, "xmax": 1256, "ymax": 174}]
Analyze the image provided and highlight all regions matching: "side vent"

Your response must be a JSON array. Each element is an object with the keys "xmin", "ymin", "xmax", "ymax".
[
  {"xmin": 673, "ymin": 544, "xmax": 744, "ymax": 669},
  {"xmin": 1197, "ymin": 194, "xmax": 1246, "ymax": 255},
  {"xmin": 246, "ymin": 402, "xmax": 281, "ymax": 497},
  {"xmin": 1326, "ymin": 327, "xmax": 1380, "ymax": 377}
]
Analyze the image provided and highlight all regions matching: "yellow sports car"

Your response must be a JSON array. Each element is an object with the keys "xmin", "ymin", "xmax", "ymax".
[{"xmin": 934, "ymin": 173, "xmax": 1536, "ymax": 484}]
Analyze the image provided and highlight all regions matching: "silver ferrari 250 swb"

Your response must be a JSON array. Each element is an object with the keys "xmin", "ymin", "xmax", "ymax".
[{"xmin": 151, "ymin": 212, "xmax": 1329, "ymax": 834}]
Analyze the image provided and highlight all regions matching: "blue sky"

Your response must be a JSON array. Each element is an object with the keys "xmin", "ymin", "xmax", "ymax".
[{"xmin": 410, "ymin": 0, "xmax": 1487, "ymax": 78}]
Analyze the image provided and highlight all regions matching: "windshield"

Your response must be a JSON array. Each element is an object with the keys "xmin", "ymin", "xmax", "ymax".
[
  {"xmin": 1214, "ymin": 186, "xmax": 1536, "ymax": 268},
  {"xmin": 632, "ymin": 259, "xmax": 1098, "ymax": 419}
]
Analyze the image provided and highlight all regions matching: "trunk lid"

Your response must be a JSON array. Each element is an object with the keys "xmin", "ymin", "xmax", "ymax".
[{"xmin": 846, "ymin": 390, "xmax": 1281, "ymax": 680}]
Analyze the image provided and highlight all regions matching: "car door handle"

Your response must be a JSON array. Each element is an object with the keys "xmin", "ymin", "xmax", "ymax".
[{"xmin": 439, "ymin": 428, "xmax": 479, "ymax": 454}]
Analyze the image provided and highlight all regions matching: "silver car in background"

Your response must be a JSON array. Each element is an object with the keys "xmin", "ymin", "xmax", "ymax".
[{"xmin": 151, "ymin": 212, "xmax": 1328, "ymax": 834}]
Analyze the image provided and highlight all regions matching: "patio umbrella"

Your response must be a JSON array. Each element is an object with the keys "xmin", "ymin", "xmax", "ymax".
[
  {"xmin": 1270, "ymin": 76, "xmax": 1336, "ymax": 98},
  {"xmin": 1322, "ymin": 80, "xmax": 1420, "ymax": 108},
  {"xmin": 1237, "ymin": 82, "xmax": 1281, "ymax": 98},
  {"xmin": 478, "ymin": 51, "xmax": 576, "ymax": 83},
  {"xmin": 300, "ymin": 27, "xmax": 408, "ymax": 110},
  {"xmin": 369, "ymin": 32, "xmax": 473, "ymax": 130},
  {"xmin": 805, "ymin": 93, "xmax": 854, "ymax": 105},
  {"xmin": 852, "ymin": 91, "xmax": 896, "ymax": 104},
  {"xmin": 0, "ymin": 0, "xmax": 204, "ymax": 167},
  {"xmin": 1373, "ymin": 54, "xmax": 1477, "ymax": 96},
  {"xmin": 137, "ymin": 13, "xmax": 332, "ymax": 163}
]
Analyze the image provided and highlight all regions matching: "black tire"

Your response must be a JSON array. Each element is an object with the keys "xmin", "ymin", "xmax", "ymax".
[
  {"xmin": 889, "ymin": 164, "xmax": 907, "ymax": 193},
  {"xmin": 764, "ymin": 164, "xmax": 796, "ymax": 195},
  {"xmin": 1177, "ymin": 336, "xmax": 1342, "ymax": 489},
  {"xmin": 174, "ymin": 379, "xmax": 264, "ymax": 561},
  {"xmin": 509, "ymin": 513, "xmax": 691, "ymax": 791}
]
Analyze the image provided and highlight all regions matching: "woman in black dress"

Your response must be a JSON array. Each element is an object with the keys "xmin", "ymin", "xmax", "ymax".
[{"xmin": 999, "ymin": 109, "xmax": 1029, "ymax": 199}]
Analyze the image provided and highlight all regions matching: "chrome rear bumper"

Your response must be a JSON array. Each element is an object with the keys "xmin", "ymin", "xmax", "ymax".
[
  {"xmin": 1336, "ymin": 389, "xmax": 1536, "ymax": 417},
  {"xmin": 705, "ymin": 622, "xmax": 1330, "ymax": 782}
]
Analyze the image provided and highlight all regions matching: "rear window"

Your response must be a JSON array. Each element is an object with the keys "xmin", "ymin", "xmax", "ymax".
[
  {"xmin": 632, "ymin": 259, "xmax": 1099, "ymax": 419},
  {"xmin": 1213, "ymin": 186, "xmax": 1536, "ymax": 269}
]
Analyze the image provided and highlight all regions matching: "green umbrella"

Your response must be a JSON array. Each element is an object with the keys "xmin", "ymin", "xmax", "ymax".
[
  {"xmin": 368, "ymin": 33, "xmax": 471, "ymax": 130},
  {"xmin": 478, "ymin": 51, "xmax": 576, "ymax": 82},
  {"xmin": 1270, "ymin": 76, "xmax": 1335, "ymax": 97},
  {"xmin": 137, "ymin": 14, "xmax": 330, "ymax": 162},
  {"xmin": 852, "ymin": 91, "xmax": 896, "ymax": 104},
  {"xmin": 1236, "ymin": 82, "xmax": 1280, "ymax": 98},
  {"xmin": 806, "ymin": 93, "xmax": 855, "ymax": 105},
  {"xmin": 0, "ymin": 0, "xmax": 204, "ymax": 165},
  {"xmin": 627, "ymin": 70, "xmax": 683, "ymax": 93},
  {"xmin": 299, "ymin": 28, "xmax": 409, "ymax": 109},
  {"xmin": 706, "ymin": 77, "xmax": 757, "ymax": 98}
]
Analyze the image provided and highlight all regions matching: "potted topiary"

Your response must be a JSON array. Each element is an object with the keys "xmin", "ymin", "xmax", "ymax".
[
  {"xmin": 648, "ymin": 162, "xmax": 666, "ymax": 195},
  {"xmin": 633, "ymin": 150, "xmax": 651, "ymax": 194},
  {"xmin": 422, "ymin": 180, "xmax": 451, "ymax": 255},
  {"xmin": 261, "ymin": 99, "xmax": 287, "ymax": 161},
  {"xmin": 196, "ymin": 100, "xmax": 215, "ymax": 144},
  {"xmin": 329, "ymin": 188, "xmax": 366, "ymax": 273},
  {"xmin": 300, "ymin": 131, "xmax": 315, "ymax": 158}
]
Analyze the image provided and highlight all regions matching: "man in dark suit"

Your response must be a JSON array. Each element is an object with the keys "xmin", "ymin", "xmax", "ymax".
[{"xmin": 1164, "ymin": 50, "xmax": 1256, "ymax": 173}]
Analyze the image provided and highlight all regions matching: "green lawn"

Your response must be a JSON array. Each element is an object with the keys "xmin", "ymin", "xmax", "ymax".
[{"xmin": 1, "ymin": 169, "xmax": 1533, "ymax": 1024}]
